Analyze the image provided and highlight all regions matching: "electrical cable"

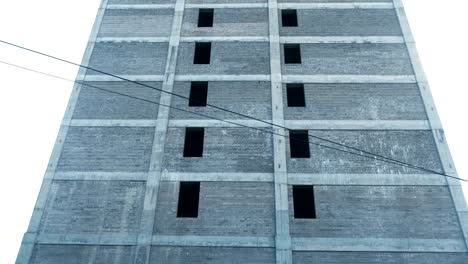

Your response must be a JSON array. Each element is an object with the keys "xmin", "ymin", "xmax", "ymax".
[
  {"xmin": 1, "ymin": 59, "xmax": 465, "ymax": 183},
  {"xmin": 0, "ymin": 39, "xmax": 442, "ymax": 174}
]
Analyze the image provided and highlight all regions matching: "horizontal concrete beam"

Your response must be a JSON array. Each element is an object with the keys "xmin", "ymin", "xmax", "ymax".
[
  {"xmin": 278, "ymin": 3, "xmax": 394, "ymax": 10},
  {"xmin": 95, "ymin": 37, "xmax": 169, "ymax": 43},
  {"xmin": 69, "ymin": 119, "xmax": 157, "ymax": 127},
  {"xmin": 106, "ymin": 4, "xmax": 174, "ymax": 9},
  {"xmin": 168, "ymin": 119, "xmax": 271, "ymax": 128},
  {"xmin": 152, "ymin": 235, "xmax": 274, "ymax": 248},
  {"xmin": 292, "ymin": 237, "xmax": 467, "ymax": 252},
  {"xmin": 284, "ymin": 120, "xmax": 433, "ymax": 130},
  {"xmin": 180, "ymin": 36, "xmax": 269, "ymax": 42},
  {"xmin": 161, "ymin": 172, "xmax": 273, "ymax": 182},
  {"xmin": 185, "ymin": 4, "xmax": 268, "ymax": 9},
  {"xmin": 280, "ymin": 36, "xmax": 404, "ymax": 44},
  {"xmin": 35, "ymin": 233, "xmax": 138, "ymax": 245},
  {"xmin": 283, "ymin": 75, "xmax": 416, "ymax": 83},
  {"xmin": 288, "ymin": 173, "xmax": 447, "ymax": 186},
  {"xmin": 53, "ymin": 172, "xmax": 148, "ymax": 181},
  {"xmin": 79, "ymin": 75, "xmax": 164, "ymax": 82},
  {"xmin": 174, "ymin": 75, "xmax": 271, "ymax": 81}
]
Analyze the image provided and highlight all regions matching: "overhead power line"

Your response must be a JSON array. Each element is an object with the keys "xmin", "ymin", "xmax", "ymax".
[
  {"xmin": 1, "ymin": 59, "xmax": 465, "ymax": 183},
  {"xmin": 0, "ymin": 39, "xmax": 438, "ymax": 174}
]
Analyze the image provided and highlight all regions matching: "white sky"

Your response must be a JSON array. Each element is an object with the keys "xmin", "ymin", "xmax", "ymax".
[{"xmin": 0, "ymin": 1, "xmax": 467, "ymax": 262}]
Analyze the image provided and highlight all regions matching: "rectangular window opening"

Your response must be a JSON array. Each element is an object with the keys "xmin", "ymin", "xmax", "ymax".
[
  {"xmin": 194, "ymin": 42, "xmax": 211, "ymax": 64},
  {"xmin": 198, "ymin": 9, "xmax": 214, "ymax": 27},
  {"xmin": 286, "ymin": 83, "xmax": 305, "ymax": 107},
  {"xmin": 282, "ymin": 10, "xmax": 298, "ymax": 27},
  {"xmin": 290, "ymin": 130, "xmax": 310, "ymax": 158},
  {"xmin": 177, "ymin": 182, "xmax": 200, "ymax": 218},
  {"xmin": 189, "ymin": 82, "xmax": 208, "ymax": 107},
  {"xmin": 284, "ymin": 44, "xmax": 301, "ymax": 64},
  {"xmin": 183, "ymin": 127, "xmax": 204, "ymax": 157},
  {"xmin": 293, "ymin": 185, "xmax": 316, "ymax": 219}
]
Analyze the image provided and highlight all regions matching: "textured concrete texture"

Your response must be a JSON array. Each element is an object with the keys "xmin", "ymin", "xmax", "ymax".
[
  {"xmin": 170, "ymin": 81, "xmax": 271, "ymax": 120},
  {"xmin": 87, "ymin": 42, "xmax": 168, "ymax": 75},
  {"xmin": 57, "ymin": 126, "xmax": 154, "ymax": 172},
  {"xmin": 176, "ymin": 42, "xmax": 270, "ymax": 75},
  {"xmin": 73, "ymin": 82, "xmax": 161, "ymax": 119},
  {"xmin": 286, "ymin": 130, "xmax": 442, "ymax": 174},
  {"xmin": 279, "ymin": 9, "xmax": 401, "ymax": 36},
  {"xmin": 108, "ymin": 0, "xmax": 176, "ymax": 4},
  {"xmin": 163, "ymin": 127, "xmax": 273, "ymax": 172},
  {"xmin": 182, "ymin": 8, "xmax": 268, "ymax": 37},
  {"xmin": 292, "ymin": 251, "xmax": 468, "ymax": 264},
  {"xmin": 30, "ymin": 245, "xmax": 136, "ymax": 264},
  {"xmin": 282, "ymin": 83, "xmax": 427, "ymax": 120},
  {"xmin": 154, "ymin": 182, "xmax": 275, "ymax": 236},
  {"xmin": 281, "ymin": 43, "xmax": 414, "ymax": 75}
]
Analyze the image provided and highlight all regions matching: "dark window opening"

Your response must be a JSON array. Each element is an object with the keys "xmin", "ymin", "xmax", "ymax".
[
  {"xmin": 194, "ymin": 42, "xmax": 211, "ymax": 64},
  {"xmin": 282, "ymin": 10, "xmax": 298, "ymax": 27},
  {"xmin": 198, "ymin": 9, "xmax": 214, "ymax": 27},
  {"xmin": 177, "ymin": 182, "xmax": 200, "ymax": 218},
  {"xmin": 289, "ymin": 130, "xmax": 310, "ymax": 158},
  {"xmin": 284, "ymin": 44, "xmax": 301, "ymax": 64},
  {"xmin": 189, "ymin": 82, "xmax": 208, "ymax": 107},
  {"xmin": 183, "ymin": 128, "xmax": 204, "ymax": 157},
  {"xmin": 293, "ymin": 185, "xmax": 316, "ymax": 219},
  {"xmin": 286, "ymin": 83, "xmax": 305, "ymax": 107}
]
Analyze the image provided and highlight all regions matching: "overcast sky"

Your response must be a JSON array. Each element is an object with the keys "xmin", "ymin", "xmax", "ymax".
[{"xmin": 0, "ymin": 1, "xmax": 467, "ymax": 262}]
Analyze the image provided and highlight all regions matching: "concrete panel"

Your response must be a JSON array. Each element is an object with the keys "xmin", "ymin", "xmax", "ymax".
[
  {"xmin": 281, "ymin": 43, "xmax": 413, "ymax": 75},
  {"xmin": 286, "ymin": 130, "xmax": 442, "ymax": 174},
  {"xmin": 176, "ymin": 42, "xmax": 270, "ymax": 75},
  {"xmin": 279, "ymin": 9, "xmax": 401, "ymax": 36},
  {"xmin": 30, "ymin": 245, "xmax": 135, "ymax": 264},
  {"xmin": 283, "ymin": 83, "xmax": 427, "ymax": 120},
  {"xmin": 73, "ymin": 82, "xmax": 161, "ymax": 120},
  {"xmin": 170, "ymin": 81, "xmax": 271, "ymax": 120},
  {"xmin": 154, "ymin": 182, "xmax": 275, "ymax": 236},
  {"xmin": 292, "ymin": 251, "xmax": 468, "ymax": 264},
  {"xmin": 87, "ymin": 42, "xmax": 168, "ymax": 75},
  {"xmin": 163, "ymin": 127, "xmax": 273, "ymax": 172},
  {"xmin": 289, "ymin": 185, "xmax": 463, "ymax": 240},
  {"xmin": 187, "ymin": 0, "xmax": 266, "ymax": 3},
  {"xmin": 99, "ymin": 9, "xmax": 173, "ymax": 37},
  {"xmin": 150, "ymin": 246, "xmax": 275, "ymax": 263},
  {"xmin": 108, "ymin": 0, "xmax": 175, "ymax": 4},
  {"xmin": 279, "ymin": 0, "xmax": 391, "ymax": 2},
  {"xmin": 57, "ymin": 127, "xmax": 154, "ymax": 172},
  {"xmin": 39, "ymin": 180, "xmax": 145, "ymax": 234},
  {"xmin": 181, "ymin": 8, "xmax": 268, "ymax": 37}
]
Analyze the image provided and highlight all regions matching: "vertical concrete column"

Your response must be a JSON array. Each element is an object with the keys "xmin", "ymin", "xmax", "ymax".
[
  {"xmin": 14, "ymin": 1, "xmax": 109, "ymax": 263},
  {"xmin": 133, "ymin": 0, "xmax": 185, "ymax": 263},
  {"xmin": 393, "ymin": 0, "xmax": 468, "ymax": 249},
  {"xmin": 268, "ymin": 1, "xmax": 293, "ymax": 263}
]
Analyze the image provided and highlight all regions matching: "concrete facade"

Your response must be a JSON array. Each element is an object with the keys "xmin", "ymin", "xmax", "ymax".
[{"xmin": 16, "ymin": 0, "xmax": 468, "ymax": 263}]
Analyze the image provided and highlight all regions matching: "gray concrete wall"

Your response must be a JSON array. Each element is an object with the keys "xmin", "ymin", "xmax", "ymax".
[
  {"xmin": 279, "ymin": 0, "xmax": 391, "ymax": 3},
  {"xmin": 286, "ymin": 130, "xmax": 442, "ymax": 174},
  {"xmin": 57, "ymin": 127, "xmax": 154, "ymax": 172},
  {"xmin": 87, "ymin": 42, "xmax": 168, "ymax": 75},
  {"xmin": 163, "ymin": 127, "xmax": 273, "ymax": 172},
  {"xmin": 30, "ymin": 245, "xmax": 135, "ymax": 264},
  {"xmin": 98, "ymin": 9, "xmax": 174, "ymax": 38},
  {"xmin": 170, "ymin": 81, "xmax": 271, "ymax": 120},
  {"xmin": 182, "ymin": 8, "xmax": 268, "ymax": 37},
  {"xmin": 292, "ymin": 252, "xmax": 468, "ymax": 264},
  {"xmin": 108, "ymin": 0, "xmax": 175, "ymax": 4},
  {"xmin": 282, "ymin": 83, "xmax": 427, "ymax": 120},
  {"xmin": 154, "ymin": 182, "xmax": 275, "ymax": 236},
  {"xmin": 39, "ymin": 180, "xmax": 145, "ymax": 234},
  {"xmin": 281, "ymin": 43, "xmax": 414, "ymax": 75},
  {"xmin": 73, "ymin": 82, "xmax": 161, "ymax": 120},
  {"xmin": 279, "ymin": 9, "xmax": 401, "ymax": 36},
  {"xmin": 187, "ymin": 0, "xmax": 266, "ymax": 4},
  {"xmin": 288, "ymin": 185, "xmax": 463, "ymax": 239},
  {"xmin": 176, "ymin": 42, "xmax": 270, "ymax": 75},
  {"xmin": 150, "ymin": 246, "xmax": 275, "ymax": 263}
]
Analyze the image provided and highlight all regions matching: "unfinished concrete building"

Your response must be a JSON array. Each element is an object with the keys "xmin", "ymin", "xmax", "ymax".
[{"xmin": 17, "ymin": 0, "xmax": 468, "ymax": 263}]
